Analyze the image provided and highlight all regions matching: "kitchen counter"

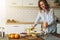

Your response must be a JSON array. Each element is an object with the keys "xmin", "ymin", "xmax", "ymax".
[
  {"xmin": 51, "ymin": 33, "xmax": 60, "ymax": 38},
  {"xmin": 9, "ymin": 36, "xmax": 43, "ymax": 40},
  {"xmin": 0, "ymin": 33, "xmax": 60, "ymax": 40},
  {"xmin": 9, "ymin": 33, "xmax": 60, "ymax": 40},
  {"xmin": 0, "ymin": 36, "xmax": 9, "ymax": 40},
  {"xmin": 42, "ymin": 34, "xmax": 60, "ymax": 40}
]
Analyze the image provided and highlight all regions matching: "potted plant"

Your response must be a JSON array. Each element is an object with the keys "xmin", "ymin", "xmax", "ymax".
[{"xmin": 54, "ymin": 0, "xmax": 59, "ymax": 6}]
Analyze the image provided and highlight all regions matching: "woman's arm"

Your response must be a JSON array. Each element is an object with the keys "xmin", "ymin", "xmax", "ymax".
[
  {"xmin": 31, "ymin": 13, "xmax": 41, "ymax": 30},
  {"xmin": 31, "ymin": 24, "xmax": 37, "ymax": 30}
]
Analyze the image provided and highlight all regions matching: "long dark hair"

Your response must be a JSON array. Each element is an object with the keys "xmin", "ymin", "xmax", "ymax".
[{"xmin": 38, "ymin": 0, "xmax": 50, "ymax": 11}]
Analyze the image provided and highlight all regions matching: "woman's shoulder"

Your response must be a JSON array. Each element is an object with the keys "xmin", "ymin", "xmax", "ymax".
[
  {"xmin": 38, "ymin": 10, "xmax": 42, "ymax": 13},
  {"xmin": 38, "ymin": 11, "xmax": 42, "ymax": 15},
  {"xmin": 50, "ymin": 8, "xmax": 54, "ymax": 11},
  {"xmin": 49, "ymin": 8, "xmax": 54, "ymax": 15}
]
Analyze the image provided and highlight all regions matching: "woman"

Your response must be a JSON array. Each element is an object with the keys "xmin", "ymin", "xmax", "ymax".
[{"xmin": 31, "ymin": 0, "xmax": 57, "ymax": 33}]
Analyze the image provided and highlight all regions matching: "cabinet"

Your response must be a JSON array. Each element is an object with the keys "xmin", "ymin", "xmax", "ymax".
[
  {"xmin": 5, "ymin": 24, "xmax": 26, "ymax": 34},
  {"xmin": 46, "ymin": 0, "xmax": 55, "ymax": 6},
  {"xmin": 6, "ymin": 0, "xmax": 22, "ymax": 6},
  {"xmin": 57, "ymin": 23, "xmax": 60, "ymax": 34},
  {"xmin": 5, "ymin": 24, "xmax": 41, "ymax": 34},
  {"xmin": 47, "ymin": 0, "xmax": 60, "ymax": 8},
  {"xmin": 6, "ymin": 0, "xmax": 38, "ymax": 7},
  {"xmin": 22, "ymin": 0, "xmax": 38, "ymax": 7}
]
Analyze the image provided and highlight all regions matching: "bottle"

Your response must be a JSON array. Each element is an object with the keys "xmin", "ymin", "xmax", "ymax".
[
  {"xmin": 1, "ymin": 27, "xmax": 5, "ymax": 38},
  {"xmin": 26, "ymin": 26, "xmax": 31, "ymax": 35}
]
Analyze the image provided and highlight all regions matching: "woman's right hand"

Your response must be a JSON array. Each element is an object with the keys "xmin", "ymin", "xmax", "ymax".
[
  {"xmin": 31, "ymin": 27, "xmax": 35, "ymax": 30},
  {"xmin": 31, "ymin": 24, "xmax": 37, "ymax": 30}
]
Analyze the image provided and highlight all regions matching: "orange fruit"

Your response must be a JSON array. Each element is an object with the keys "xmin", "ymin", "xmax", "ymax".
[
  {"xmin": 15, "ymin": 34, "xmax": 20, "ymax": 38},
  {"xmin": 10, "ymin": 34, "xmax": 15, "ymax": 39}
]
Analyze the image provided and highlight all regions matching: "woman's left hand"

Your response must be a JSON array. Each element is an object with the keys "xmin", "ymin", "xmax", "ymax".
[{"xmin": 41, "ymin": 22, "xmax": 48, "ymax": 28}]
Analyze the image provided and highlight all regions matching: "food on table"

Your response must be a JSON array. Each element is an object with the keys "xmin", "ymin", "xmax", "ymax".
[{"xmin": 8, "ymin": 33, "xmax": 20, "ymax": 39}]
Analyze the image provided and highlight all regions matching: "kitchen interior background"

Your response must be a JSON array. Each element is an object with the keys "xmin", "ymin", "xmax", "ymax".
[
  {"xmin": 6, "ymin": 0, "xmax": 60, "ymax": 22},
  {"xmin": 0, "ymin": 0, "xmax": 60, "ymax": 34}
]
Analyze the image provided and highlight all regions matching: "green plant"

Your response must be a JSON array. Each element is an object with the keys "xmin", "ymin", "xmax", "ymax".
[{"xmin": 54, "ymin": 0, "xmax": 59, "ymax": 3}]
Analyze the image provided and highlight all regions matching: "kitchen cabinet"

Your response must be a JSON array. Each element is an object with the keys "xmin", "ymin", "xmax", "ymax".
[
  {"xmin": 46, "ymin": 0, "xmax": 54, "ymax": 6},
  {"xmin": 6, "ymin": 0, "xmax": 22, "ymax": 6},
  {"xmin": 5, "ymin": 24, "xmax": 41, "ymax": 34},
  {"xmin": 6, "ymin": 0, "xmax": 38, "ymax": 7},
  {"xmin": 22, "ymin": 0, "xmax": 38, "ymax": 7},
  {"xmin": 5, "ymin": 24, "xmax": 25, "ymax": 34},
  {"xmin": 5, "ymin": 24, "xmax": 32, "ymax": 34},
  {"xmin": 46, "ymin": 0, "xmax": 60, "ymax": 8},
  {"xmin": 57, "ymin": 23, "xmax": 60, "ymax": 34}
]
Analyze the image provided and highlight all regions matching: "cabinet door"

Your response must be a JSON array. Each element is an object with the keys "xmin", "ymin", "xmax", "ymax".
[
  {"xmin": 57, "ymin": 24, "xmax": 60, "ymax": 34},
  {"xmin": 6, "ymin": 0, "xmax": 22, "ymax": 6},
  {"xmin": 22, "ymin": 0, "xmax": 38, "ymax": 6},
  {"xmin": 5, "ymin": 24, "xmax": 25, "ymax": 34}
]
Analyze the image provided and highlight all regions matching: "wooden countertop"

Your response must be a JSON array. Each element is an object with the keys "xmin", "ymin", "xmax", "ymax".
[
  {"xmin": 51, "ymin": 33, "xmax": 60, "ymax": 38},
  {"xmin": 9, "ymin": 36, "xmax": 43, "ymax": 40},
  {"xmin": 9, "ymin": 33, "xmax": 60, "ymax": 40}
]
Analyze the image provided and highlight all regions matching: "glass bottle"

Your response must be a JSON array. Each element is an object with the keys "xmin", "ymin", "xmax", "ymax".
[{"xmin": 1, "ymin": 27, "xmax": 5, "ymax": 38}]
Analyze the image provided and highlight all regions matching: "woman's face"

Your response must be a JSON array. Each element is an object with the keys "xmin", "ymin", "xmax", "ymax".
[{"xmin": 40, "ymin": 1, "xmax": 46, "ymax": 10}]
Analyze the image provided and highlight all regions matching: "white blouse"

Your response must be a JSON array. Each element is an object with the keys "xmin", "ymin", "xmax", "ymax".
[
  {"xmin": 35, "ymin": 8, "xmax": 57, "ymax": 33},
  {"xmin": 35, "ymin": 8, "xmax": 54, "ymax": 25}
]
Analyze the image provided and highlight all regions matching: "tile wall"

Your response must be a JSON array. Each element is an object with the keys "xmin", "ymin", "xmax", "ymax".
[{"xmin": 6, "ymin": 6, "xmax": 60, "ymax": 22}]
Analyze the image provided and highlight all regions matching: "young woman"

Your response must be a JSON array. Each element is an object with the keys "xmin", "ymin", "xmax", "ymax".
[{"xmin": 31, "ymin": 0, "xmax": 57, "ymax": 33}]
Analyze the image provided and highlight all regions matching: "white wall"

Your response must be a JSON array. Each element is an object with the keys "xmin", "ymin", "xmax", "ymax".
[
  {"xmin": 6, "ymin": 6, "xmax": 60, "ymax": 22},
  {"xmin": 6, "ymin": 6, "xmax": 39, "ymax": 22},
  {"xmin": 54, "ymin": 8, "xmax": 60, "ymax": 18},
  {"xmin": 0, "ymin": 0, "xmax": 6, "ymax": 27}
]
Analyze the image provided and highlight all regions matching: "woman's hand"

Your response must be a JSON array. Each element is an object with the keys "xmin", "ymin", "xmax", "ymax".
[
  {"xmin": 31, "ymin": 27, "xmax": 35, "ymax": 30},
  {"xmin": 41, "ymin": 22, "xmax": 48, "ymax": 28},
  {"xmin": 31, "ymin": 24, "xmax": 37, "ymax": 30}
]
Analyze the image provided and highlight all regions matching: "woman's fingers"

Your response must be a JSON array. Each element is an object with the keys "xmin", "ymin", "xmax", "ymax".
[
  {"xmin": 31, "ymin": 27, "xmax": 34, "ymax": 30},
  {"xmin": 41, "ymin": 22, "xmax": 48, "ymax": 27}
]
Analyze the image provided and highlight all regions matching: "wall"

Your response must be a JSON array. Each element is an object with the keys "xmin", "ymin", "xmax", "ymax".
[
  {"xmin": 54, "ymin": 8, "xmax": 60, "ymax": 18},
  {"xmin": 6, "ymin": 6, "xmax": 39, "ymax": 22},
  {"xmin": 0, "ymin": 0, "xmax": 6, "ymax": 27},
  {"xmin": 6, "ymin": 6, "xmax": 60, "ymax": 22}
]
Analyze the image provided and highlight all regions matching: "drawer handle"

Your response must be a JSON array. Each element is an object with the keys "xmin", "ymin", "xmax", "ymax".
[
  {"xmin": 12, "ymin": 3, "xmax": 16, "ymax": 5},
  {"xmin": 13, "ymin": 26, "xmax": 19, "ymax": 27},
  {"xmin": 29, "ymin": 3, "xmax": 33, "ymax": 5}
]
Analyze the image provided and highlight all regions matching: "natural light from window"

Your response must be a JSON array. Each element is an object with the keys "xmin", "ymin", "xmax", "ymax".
[{"xmin": 0, "ymin": 0, "xmax": 6, "ymax": 27}]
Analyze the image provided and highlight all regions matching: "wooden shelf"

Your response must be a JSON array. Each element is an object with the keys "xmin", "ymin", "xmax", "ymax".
[
  {"xmin": 6, "ymin": 22, "xmax": 34, "ymax": 24},
  {"xmin": 51, "ymin": 6, "xmax": 60, "ymax": 8},
  {"xmin": 9, "ymin": 5, "xmax": 60, "ymax": 8}
]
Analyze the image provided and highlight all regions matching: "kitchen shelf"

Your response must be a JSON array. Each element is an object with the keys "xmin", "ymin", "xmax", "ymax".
[
  {"xmin": 51, "ymin": 6, "xmax": 60, "ymax": 8},
  {"xmin": 6, "ymin": 22, "xmax": 34, "ymax": 24},
  {"xmin": 6, "ymin": 20, "xmax": 42, "ymax": 24},
  {"xmin": 9, "ymin": 5, "xmax": 60, "ymax": 8}
]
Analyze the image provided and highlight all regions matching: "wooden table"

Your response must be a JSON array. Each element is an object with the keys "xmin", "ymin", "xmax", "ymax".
[
  {"xmin": 9, "ymin": 36, "xmax": 43, "ymax": 40},
  {"xmin": 51, "ymin": 33, "xmax": 60, "ymax": 38},
  {"xmin": 9, "ymin": 33, "xmax": 60, "ymax": 40}
]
